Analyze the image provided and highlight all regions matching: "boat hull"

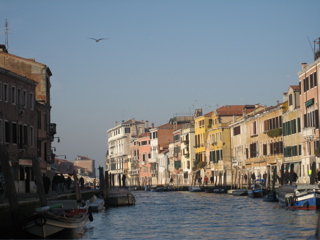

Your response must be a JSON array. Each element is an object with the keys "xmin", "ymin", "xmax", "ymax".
[
  {"xmin": 286, "ymin": 191, "xmax": 320, "ymax": 210},
  {"xmin": 23, "ymin": 200, "xmax": 90, "ymax": 238},
  {"xmin": 232, "ymin": 189, "xmax": 248, "ymax": 196},
  {"xmin": 189, "ymin": 186, "xmax": 202, "ymax": 192},
  {"xmin": 248, "ymin": 189, "xmax": 268, "ymax": 198}
]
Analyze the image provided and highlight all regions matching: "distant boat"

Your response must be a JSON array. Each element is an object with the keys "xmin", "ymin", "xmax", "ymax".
[
  {"xmin": 213, "ymin": 188, "xmax": 226, "ymax": 194},
  {"xmin": 232, "ymin": 189, "xmax": 248, "ymax": 196},
  {"xmin": 247, "ymin": 179, "xmax": 268, "ymax": 198},
  {"xmin": 22, "ymin": 200, "xmax": 92, "ymax": 238},
  {"xmin": 189, "ymin": 186, "xmax": 202, "ymax": 192},
  {"xmin": 150, "ymin": 185, "xmax": 168, "ymax": 192}
]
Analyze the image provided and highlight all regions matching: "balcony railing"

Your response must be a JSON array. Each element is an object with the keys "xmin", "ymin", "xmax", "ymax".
[
  {"xmin": 129, "ymin": 169, "xmax": 139, "ymax": 175},
  {"xmin": 303, "ymin": 127, "xmax": 315, "ymax": 140}
]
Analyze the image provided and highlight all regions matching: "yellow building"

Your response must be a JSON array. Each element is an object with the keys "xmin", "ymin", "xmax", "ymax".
[
  {"xmin": 194, "ymin": 111, "xmax": 212, "ymax": 172},
  {"xmin": 244, "ymin": 103, "xmax": 286, "ymax": 180},
  {"xmin": 208, "ymin": 105, "xmax": 257, "ymax": 185}
]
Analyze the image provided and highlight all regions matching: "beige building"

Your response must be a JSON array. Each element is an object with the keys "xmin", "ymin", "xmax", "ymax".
[
  {"xmin": 106, "ymin": 118, "xmax": 148, "ymax": 186},
  {"xmin": 180, "ymin": 123, "xmax": 195, "ymax": 185},
  {"xmin": 74, "ymin": 155, "xmax": 96, "ymax": 178},
  {"xmin": 298, "ymin": 48, "xmax": 320, "ymax": 183},
  {"xmin": 282, "ymin": 85, "xmax": 302, "ymax": 182}
]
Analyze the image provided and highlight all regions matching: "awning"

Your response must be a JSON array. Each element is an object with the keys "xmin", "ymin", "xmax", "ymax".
[{"xmin": 19, "ymin": 159, "xmax": 32, "ymax": 166}]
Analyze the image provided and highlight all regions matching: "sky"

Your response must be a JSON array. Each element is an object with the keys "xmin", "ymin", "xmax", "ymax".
[{"xmin": 1, "ymin": 1, "xmax": 319, "ymax": 168}]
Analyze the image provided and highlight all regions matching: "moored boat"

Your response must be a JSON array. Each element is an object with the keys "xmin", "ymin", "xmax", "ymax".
[
  {"xmin": 232, "ymin": 189, "xmax": 248, "ymax": 196},
  {"xmin": 281, "ymin": 184, "xmax": 320, "ymax": 210},
  {"xmin": 88, "ymin": 195, "xmax": 104, "ymax": 212},
  {"xmin": 189, "ymin": 186, "xmax": 202, "ymax": 192},
  {"xmin": 150, "ymin": 185, "xmax": 168, "ymax": 192},
  {"xmin": 247, "ymin": 179, "xmax": 268, "ymax": 198},
  {"xmin": 214, "ymin": 188, "xmax": 226, "ymax": 193},
  {"xmin": 22, "ymin": 200, "xmax": 92, "ymax": 238}
]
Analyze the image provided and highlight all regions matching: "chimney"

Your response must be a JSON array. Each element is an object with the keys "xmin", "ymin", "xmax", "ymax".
[
  {"xmin": 115, "ymin": 121, "xmax": 118, "ymax": 126},
  {"xmin": 151, "ymin": 123, "xmax": 154, "ymax": 128},
  {"xmin": 0, "ymin": 44, "xmax": 8, "ymax": 53},
  {"xmin": 145, "ymin": 120, "xmax": 149, "ymax": 129},
  {"xmin": 301, "ymin": 63, "xmax": 307, "ymax": 69}
]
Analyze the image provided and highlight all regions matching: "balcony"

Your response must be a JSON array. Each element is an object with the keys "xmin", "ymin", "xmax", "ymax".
[
  {"xmin": 148, "ymin": 158, "xmax": 157, "ymax": 163},
  {"xmin": 129, "ymin": 169, "xmax": 139, "ymax": 175},
  {"xmin": 303, "ymin": 127, "xmax": 315, "ymax": 140}
]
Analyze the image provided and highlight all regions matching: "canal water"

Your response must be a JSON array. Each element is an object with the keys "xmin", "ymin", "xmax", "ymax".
[{"xmin": 15, "ymin": 191, "xmax": 320, "ymax": 239}]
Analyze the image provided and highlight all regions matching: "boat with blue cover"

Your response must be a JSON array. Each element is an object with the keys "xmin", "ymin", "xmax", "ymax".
[{"xmin": 248, "ymin": 179, "xmax": 268, "ymax": 198}]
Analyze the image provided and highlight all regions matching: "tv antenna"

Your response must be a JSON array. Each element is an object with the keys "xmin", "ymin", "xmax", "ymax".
[{"xmin": 5, "ymin": 19, "xmax": 9, "ymax": 50}]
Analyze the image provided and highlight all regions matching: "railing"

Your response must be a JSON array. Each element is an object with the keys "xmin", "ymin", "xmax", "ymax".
[
  {"xmin": 129, "ymin": 169, "xmax": 139, "ymax": 175},
  {"xmin": 303, "ymin": 127, "xmax": 315, "ymax": 140}
]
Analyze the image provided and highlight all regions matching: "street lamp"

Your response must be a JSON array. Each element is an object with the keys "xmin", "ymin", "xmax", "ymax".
[{"xmin": 55, "ymin": 154, "xmax": 66, "ymax": 159}]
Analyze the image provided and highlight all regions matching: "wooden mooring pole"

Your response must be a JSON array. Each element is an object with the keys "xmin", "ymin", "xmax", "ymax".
[
  {"xmin": 0, "ymin": 145, "xmax": 20, "ymax": 227},
  {"xmin": 104, "ymin": 171, "xmax": 110, "ymax": 208},
  {"xmin": 73, "ymin": 171, "xmax": 82, "ymax": 202},
  {"xmin": 32, "ymin": 157, "xmax": 47, "ymax": 207}
]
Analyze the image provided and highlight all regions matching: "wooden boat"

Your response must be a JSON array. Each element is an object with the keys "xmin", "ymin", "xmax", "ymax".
[
  {"xmin": 22, "ymin": 200, "xmax": 92, "ymax": 238},
  {"xmin": 150, "ymin": 185, "xmax": 168, "ymax": 192},
  {"xmin": 232, "ymin": 189, "xmax": 248, "ymax": 196},
  {"xmin": 189, "ymin": 186, "xmax": 202, "ymax": 192},
  {"xmin": 263, "ymin": 191, "xmax": 278, "ymax": 202},
  {"xmin": 88, "ymin": 195, "xmax": 104, "ymax": 212},
  {"xmin": 108, "ymin": 193, "xmax": 136, "ymax": 206},
  {"xmin": 248, "ymin": 179, "xmax": 268, "ymax": 198},
  {"xmin": 275, "ymin": 184, "xmax": 296, "ymax": 203},
  {"xmin": 280, "ymin": 184, "xmax": 320, "ymax": 210}
]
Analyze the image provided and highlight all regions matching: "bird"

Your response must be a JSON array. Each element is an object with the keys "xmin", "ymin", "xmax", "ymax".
[{"xmin": 88, "ymin": 38, "xmax": 108, "ymax": 42}]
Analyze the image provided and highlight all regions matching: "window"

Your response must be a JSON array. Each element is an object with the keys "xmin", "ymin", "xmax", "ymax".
[
  {"xmin": 30, "ymin": 126, "xmax": 34, "ymax": 147},
  {"xmin": 17, "ymin": 88, "xmax": 22, "ymax": 107},
  {"xmin": 4, "ymin": 84, "xmax": 8, "ymax": 102},
  {"xmin": 174, "ymin": 134, "xmax": 180, "ymax": 142},
  {"xmin": 23, "ymin": 90, "xmax": 27, "ymax": 108},
  {"xmin": 29, "ymin": 92, "xmax": 34, "ymax": 110},
  {"xmin": 37, "ymin": 110, "xmax": 42, "ymax": 129},
  {"xmin": 289, "ymin": 94, "xmax": 293, "ymax": 106},
  {"xmin": 252, "ymin": 121, "xmax": 257, "ymax": 135},
  {"xmin": 5, "ymin": 121, "xmax": 10, "ymax": 143},
  {"xmin": 263, "ymin": 144, "xmax": 267, "ymax": 155},
  {"xmin": 11, "ymin": 86, "xmax": 16, "ymax": 105},
  {"xmin": 125, "ymin": 128, "xmax": 130, "ymax": 133},
  {"xmin": 304, "ymin": 109, "xmax": 319, "ymax": 128},
  {"xmin": 12, "ymin": 122, "xmax": 17, "ymax": 144},
  {"xmin": 0, "ymin": 120, "xmax": 2, "ymax": 142},
  {"xmin": 250, "ymin": 143, "xmax": 258, "ymax": 158},
  {"xmin": 141, "ymin": 141, "xmax": 147, "ymax": 145},
  {"xmin": 304, "ymin": 76, "xmax": 309, "ymax": 92},
  {"xmin": 18, "ymin": 124, "xmax": 23, "ymax": 148},
  {"xmin": 24, "ymin": 125, "xmax": 28, "ymax": 145},
  {"xmin": 233, "ymin": 126, "xmax": 241, "ymax": 136}
]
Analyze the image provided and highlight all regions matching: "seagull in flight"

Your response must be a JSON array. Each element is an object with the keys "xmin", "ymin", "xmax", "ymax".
[{"xmin": 88, "ymin": 38, "xmax": 108, "ymax": 42}]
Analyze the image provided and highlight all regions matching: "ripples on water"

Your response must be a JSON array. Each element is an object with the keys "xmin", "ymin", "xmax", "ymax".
[
  {"xmin": 11, "ymin": 191, "xmax": 311, "ymax": 239},
  {"xmin": 79, "ymin": 191, "xmax": 319, "ymax": 240}
]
